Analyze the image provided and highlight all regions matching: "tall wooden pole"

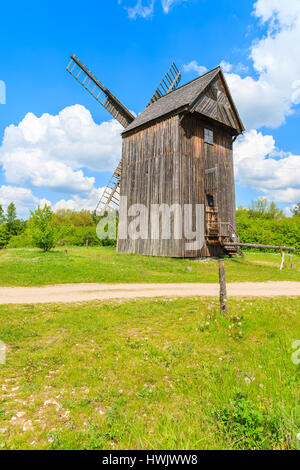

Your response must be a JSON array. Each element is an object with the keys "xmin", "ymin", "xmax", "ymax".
[{"xmin": 219, "ymin": 258, "xmax": 227, "ymax": 316}]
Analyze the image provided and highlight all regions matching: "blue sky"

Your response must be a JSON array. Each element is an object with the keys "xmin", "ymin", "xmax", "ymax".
[{"xmin": 0, "ymin": 0, "xmax": 300, "ymax": 216}]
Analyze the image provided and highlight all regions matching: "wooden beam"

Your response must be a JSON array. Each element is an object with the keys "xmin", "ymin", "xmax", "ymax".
[
  {"xmin": 224, "ymin": 243, "xmax": 295, "ymax": 252},
  {"xmin": 219, "ymin": 259, "xmax": 227, "ymax": 316}
]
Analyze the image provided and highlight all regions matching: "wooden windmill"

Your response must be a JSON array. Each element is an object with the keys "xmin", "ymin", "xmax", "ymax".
[
  {"xmin": 66, "ymin": 55, "xmax": 181, "ymax": 216},
  {"xmin": 67, "ymin": 56, "xmax": 245, "ymax": 258},
  {"xmin": 118, "ymin": 67, "xmax": 245, "ymax": 258}
]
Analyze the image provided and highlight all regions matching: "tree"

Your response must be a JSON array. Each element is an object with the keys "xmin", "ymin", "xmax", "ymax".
[
  {"xmin": 0, "ymin": 204, "xmax": 4, "ymax": 224},
  {"xmin": 0, "ymin": 225, "xmax": 9, "ymax": 248},
  {"xmin": 267, "ymin": 201, "xmax": 285, "ymax": 220},
  {"xmin": 251, "ymin": 198, "xmax": 268, "ymax": 215},
  {"xmin": 6, "ymin": 202, "xmax": 18, "ymax": 235},
  {"xmin": 6, "ymin": 202, "xmax": 17, "ymax": 224},
  {"xmin": 29, "ymin": 205, "xmax": 57, "ymax": 252},
  {"xmin": 292, "ymin": 203, "xmax": 300, "ymax": 217},
  {"xmin": 249, "ymin": 199, "xmax": 284, "ymax": 220}
]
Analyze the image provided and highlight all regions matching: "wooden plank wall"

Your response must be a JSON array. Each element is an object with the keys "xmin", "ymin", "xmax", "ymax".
[
  {"xmin": 118, "ymin": 115, "xmax": 183, "ymax": 257},
  {"xmin": 118, "ymin": 113, "xmax": 236, "ymax": 258}
]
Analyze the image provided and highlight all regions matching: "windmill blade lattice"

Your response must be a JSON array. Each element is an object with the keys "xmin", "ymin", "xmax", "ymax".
[
  {"xmin": 66, "ymin": 55, "xmax": 181, "ymax": 216},
  {"xmin": 67, "ymin": 55, "xmax": 135, "ymax": 128},
  {"xmin": 147, "ymin": 62, "xmax": 181, "ymax": 107},
  {"xmin": 95, "ymin": 162, "xmax": 122, "ymax": 217}
]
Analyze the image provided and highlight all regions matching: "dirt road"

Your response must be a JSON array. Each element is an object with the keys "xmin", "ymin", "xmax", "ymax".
[{"xmin": 0, "ymin": 282, "xmax": 299, "ymax": 304}]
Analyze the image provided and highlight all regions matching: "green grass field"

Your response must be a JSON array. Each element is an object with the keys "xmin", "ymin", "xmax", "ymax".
[
  {"xmin": 0, "ymin": 296, "xmax": 299, "ymax": 450},
  {"xmin": 0, "ymin": 247, "xmax": 299, "ymax": 286}
]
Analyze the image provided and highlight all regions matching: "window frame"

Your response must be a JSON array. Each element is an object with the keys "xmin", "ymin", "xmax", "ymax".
[{"xmin": 204, "ymin": 127, "xmax": 214, "ymax": 145}]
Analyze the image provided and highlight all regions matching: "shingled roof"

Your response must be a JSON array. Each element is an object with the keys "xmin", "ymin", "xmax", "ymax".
[{"xmin": 123, "ymin": 66, "xmax": 244, "ymax": 135}]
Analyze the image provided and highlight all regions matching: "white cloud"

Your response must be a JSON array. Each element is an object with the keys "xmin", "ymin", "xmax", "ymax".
[
  {"xmin": 229, "ymin": 1, "xmax": 300, "ymax": 129},
  {"xmin": 230, "ymin": 2, "xmax": 300, "ymax": 204},
  {"xmin": 0, "ymin": 184, "xmax": 106, "ymax": 218},
  {"xmin": 183, "ymin": 61, "xmax": 208, "ymax": 76},
  {"xmin": 219, "ymin": 61, "xmax": 232, "ymax": 73},
  {"xmin": 253, "ymin": 0, "xmax": 300, "ymax": 26},
  {"xmin": 234, "ymin": 130, "xmax": 300, "ymax": 203},
  {"xmin": 52, "ymin": 187, "xmax": 105, "ymax": 213},
  {"xmin": 0, "ymin": 105, "xmax": 122, "ymax": 195},
  {"xmin": 220, "ymin": 61, "xmax": 249, "ymax": 74},
  {"xmin": 127, "ymin": 0, "xmax": 155, "ymax": 19},
  {"xmin": 184, "ymin": 1, "xmax": 300, "ymax": 130},
  {"xmin": 182, "ymin": 1, "xmax": 300, "ymax": 205},
  {"xmin": 161, "ymin": 0, "xmax": 184, "ymax": 14},
  {"xmin": 121, "ymin": 0, "xmax": 186, "ymax": 18},
  {"xmin": 0, "ymin": 185, "xmax": 48, "ymax": 217},
  {"xmin": 0, "ymin": 80, "xmax": 6, "ymax": 105}
]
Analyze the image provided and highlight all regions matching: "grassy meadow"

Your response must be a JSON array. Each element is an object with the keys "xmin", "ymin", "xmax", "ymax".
[
  {"xmin": 0, "ymin": 296, "xmax": 299, "ymax": 450},
  {"xmin": 0, "ymin": 247, "xmax": 299, "ymax": 286}
]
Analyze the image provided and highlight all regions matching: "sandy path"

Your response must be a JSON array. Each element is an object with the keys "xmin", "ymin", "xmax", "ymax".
[{"xmin": 0, "ymin": 282, "xmax": 299, "ymax": 304}]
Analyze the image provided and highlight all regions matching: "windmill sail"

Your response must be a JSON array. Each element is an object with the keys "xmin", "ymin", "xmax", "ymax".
[
  {"xmin": 147, "ymin": 62, "xmax": 181, "ymax": 107},
  {"xmin": 67, "ymin": 55, "xmax": 135, "ymax": 128},
  {"xmin": 95, "ymin": 162, "xmax": 122, "ymax": 217},
  {"xmin": 66, "ymin": 55, "xmax": 181, "ymax": 217}
]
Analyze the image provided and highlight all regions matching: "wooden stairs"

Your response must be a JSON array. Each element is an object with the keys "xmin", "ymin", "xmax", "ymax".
[{"xmin": 205, "ymin": 206, "xmax": 240, "ymax": 256}]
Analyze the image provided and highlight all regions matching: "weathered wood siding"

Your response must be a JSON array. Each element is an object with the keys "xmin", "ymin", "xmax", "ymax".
[
  {"xmin": 180, "ymin": 114, "xmax": 236, "ymax": 257},
  {"xmin": 118, "ymin": 112, "xmax": 236, "ymax": 258}
]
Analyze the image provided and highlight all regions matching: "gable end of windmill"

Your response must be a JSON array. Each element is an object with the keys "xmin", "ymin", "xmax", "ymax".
[{"xmin": 122, "ymin": 66, "xmax": 245, "ymax": 137}]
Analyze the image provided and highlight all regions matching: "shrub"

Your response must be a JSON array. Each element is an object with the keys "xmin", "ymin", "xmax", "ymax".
[
  {"xmin": 214, "ymin": 391, "xmax": 282, "ymax": 450},
  {"xmin": 0, "ymin": 225, "xmax": 9, "ymax": 249},
  {"xmin": 29, "ymin": 206, "xmax": 57, "ymax": 252},
  {"xmin": 236, "ymin": 209, "xmax": 300, "ymax": 253},
  {"xmin": 7, "ymin": 230, "xmax": 33, "ymax": 248}
]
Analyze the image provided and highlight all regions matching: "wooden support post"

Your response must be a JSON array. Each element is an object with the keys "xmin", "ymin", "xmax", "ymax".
[
  {"xmin": 289, "ymin": 254, "xmax": 296, "ymax": 270},
  {"xmin": 219, "ymin": 258, "xmax": 227, "ymax": 316},
  {"xmin": 280, "ymin": 248, "xmax": 287, "ymax": 271}
]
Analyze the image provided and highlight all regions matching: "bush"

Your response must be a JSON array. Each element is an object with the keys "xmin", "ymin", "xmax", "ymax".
[
  {"xmin": 236, "ymin": 209, "xmax": 300, "ymax": 253},
  {"xmin": 0, "ymin": 225, "xmax": 9, "ymax": 249},
  {"xmin": 7, "ymin": 230, "xmax": 33, "ymax": 248},
  {"xmin": 214, "ymin": 391, "xmax": 282, "ymax": 450},
  {"xmin": 29, "ymin": 206, "xmax": 57, "ymax": 252}
]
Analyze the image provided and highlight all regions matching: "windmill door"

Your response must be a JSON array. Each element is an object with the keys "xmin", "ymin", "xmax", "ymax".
[{"xmin": 204, "ymin": 167, "xmax": 219, "ymax": 240}]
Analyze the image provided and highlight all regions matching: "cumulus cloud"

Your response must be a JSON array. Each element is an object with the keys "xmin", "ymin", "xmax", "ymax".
[
  {"xmin": 121, "ymin": 0, "xmax": 186, "ymax": 18},
  {"xmin": 0, "ymin": 185, "xmax": 49, "ymax": 217},
  {"xmin": 234, "ymin": 130, "xmax": 300, "ymax": 203},
  {"xmin": 0, "ymin": 184, "xmax": 106, "ymax": 218},
  {"xmin": 254, "ymin": 0, "xmax": 300, "ymax": 26},
  {"xmin": 0, "ymin": 105, "xmax": 122, "ymax": 195},
  {"xmin": 52, "ymin": 187, "xmax": 105, "ymax": 213},
  {"xmin": 183, "ymin": 61, "xmax": 208, "ymax": 76},
  {"xmin": 182, "ymin": 1, "xmax": 300, "ymax": 205},
  {"xmin": 127, "ymin": 0, "xmax": 155, "ymax": 19},
  {"xmin": 161, "ymin": 0, "xmax": 184, "ymax": 14},
  {"xmin": 228, "ymin": 1, "xmax": 300, "ymax": 129},
  {"xmin": 219, "ymin": 61, "xmax": 249, "ymax": 75},
  {"xmin": 184, "ymin": 1, "xmax": 300, "ymax": 130},
  {"xmin": 0, "ymin": 80, "xmax": 6, "ymax": 105}
]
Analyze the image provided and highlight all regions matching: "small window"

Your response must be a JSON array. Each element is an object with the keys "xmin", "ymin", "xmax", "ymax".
[
  {"xmin": 204, "ymin": 128, "xmax": 214, "ymax": 145},
  {"xmin": 206, "ymin": 194, "xmax": 215, "ymax": 208}
]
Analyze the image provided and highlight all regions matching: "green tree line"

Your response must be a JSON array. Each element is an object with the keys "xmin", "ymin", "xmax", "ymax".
[
  {"xmin": 0, "ymin": 199, "xmax": 299, "ymax": 252},
  {"xmin": 236, "ymin": 200, "xmax": 300, "ymax": 252},
  {"xmin": 0, "ymin": 203, "xmax": 116, "ymax": 252}
]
